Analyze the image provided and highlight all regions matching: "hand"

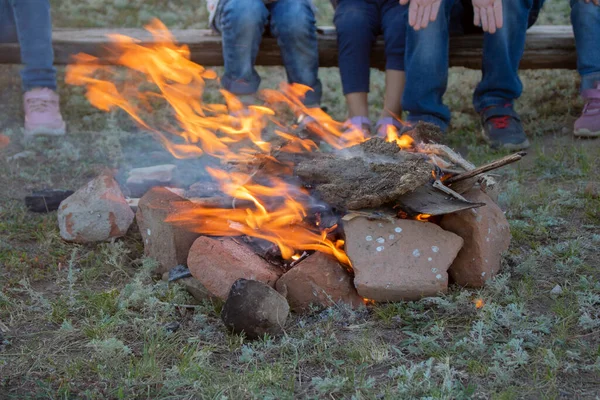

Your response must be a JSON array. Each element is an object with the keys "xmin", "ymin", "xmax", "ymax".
[
  {"xmin": 472, "ymin": 0, "xmax": 503, "ymax": 33},
  {"xmin": 400, "ymin": 0, "xmax": 443, "ymax": 30}
]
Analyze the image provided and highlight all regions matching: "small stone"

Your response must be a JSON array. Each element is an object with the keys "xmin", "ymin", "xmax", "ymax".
[
  {"xmin": 188, "ymin": 236, "xmax": 282, "ymax": 300},
  {"xmin": 126, "ymin": 164, "xmax": 177, "ymax": 197},
  {"xmin": 440, "ymin": 188, "xmax": 510, "ymax": 288},
  {"xmin": 57, "ymin": 174, "xmax": 134, "ymax": 243},
  {"xmin": 550, "ymin": 284, "xmax": 563, "ymax": 295},
  {"xmin": 221, "ymin": 279, "xmax": 289, "ymax": 340},
  {"xmin": 168, "ymin": 264, "xmax": 193, "ymax": 281},
  {"xmin": 185, "ymin": 180, "xmax": 222, "ymax": 198},
  {"xmin": 177, "ymin": 277, "xmax": 214, "ymax": 302},
  {"xmin": 343, "ymin": 215, "xmax": 463, "ymax": 301},
  {"xmin": 136, "ymin": 187, "xmax": 201, "ymax": 274},
  {"xmin": 164, "ymin": 321, "xmax": 180, "ymax": 333},
  {"xmin": 276, "ymin": 252, "xmax": 363, "ymax": 313}
]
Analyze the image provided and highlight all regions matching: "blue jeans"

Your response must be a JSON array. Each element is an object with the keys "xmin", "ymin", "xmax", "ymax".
[
  {"xmin": 571, "ymin": 0, "xmax": 600, "ymax": 91},
  {"xmin": 404, "ymin": 0, "xmax": 541, "ymax": 131},
  {"xmin": 0, "ymin": 0, "xmax": 56, "ymax": 92},
  {"xmin": 214, "ymin": 0, "xmax": 322, "ymax": 106},
  {"xmin": 334, "ymin": 0, "xmax": 407, "ymax": 95}
]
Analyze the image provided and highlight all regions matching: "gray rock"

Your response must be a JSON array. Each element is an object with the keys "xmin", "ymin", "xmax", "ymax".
[
  {"xmin": 221, "ymin": 279, "xmax": 289, "ymax": 340},
  {"xmin": 57, "ymin": 174, "xmax": 134, "ymax": 243},
  {"xmin": 550, "ymin": 285, "xmax": 563, "ymax": 295}
]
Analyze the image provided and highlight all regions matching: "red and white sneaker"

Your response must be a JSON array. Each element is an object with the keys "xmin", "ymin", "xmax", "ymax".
[{"xmin": 24, "ymin": 88, "xmax": 66, "ymax": 138}]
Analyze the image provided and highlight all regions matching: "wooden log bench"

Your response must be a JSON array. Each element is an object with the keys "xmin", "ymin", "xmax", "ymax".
[{"xmin": 0, "ymin": 25, "xmax": 576, "ymax": 70}]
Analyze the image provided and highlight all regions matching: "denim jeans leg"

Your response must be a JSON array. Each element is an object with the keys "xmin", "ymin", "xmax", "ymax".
[
  {"xmin": 472, "ymin": 0, "xmax": 532, "ymax": 112},
  {"xmin": 269, "ymin": 0, "xmax": 322, "ymax": 105},
  {"xmin": 381, "ymin": 0, "xmax": 407, "ymax": 72},
  {"xmin": 403, "ymin": 0, "xmax": 455, "ymax": 131},
  {"xmin": 571, "ymin": 0, "xmax": 600, "ymax": 91},
  {"xmin": 7, "ymin": 0, "xmax": 56, "ymax": 92},
  {"xmin": 333, "ymin": 0, "xmax": 380, "ymax": 95},
  {"xmin": 214, "ymin": 0, "xmax": 268, "ymax": 95}
]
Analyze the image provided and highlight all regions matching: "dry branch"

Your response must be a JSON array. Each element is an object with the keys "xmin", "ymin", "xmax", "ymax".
[{"xmin": 445, "ymin": 152, "xmax": 526, "ymax": 184}]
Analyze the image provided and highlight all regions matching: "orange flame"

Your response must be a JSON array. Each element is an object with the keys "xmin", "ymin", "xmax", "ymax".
[
  {"xmin": 473, "ymin": 298, "xmax": 485, "ymax": 309},
  {"xmin": 65, "ymin": 19, "xmax": 434, "ymax": 266},
  {"xmin": 385, "ymin": 125, "xmax": 414, "ymax": 150}
]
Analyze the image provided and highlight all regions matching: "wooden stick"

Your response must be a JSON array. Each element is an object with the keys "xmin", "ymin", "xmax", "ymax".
[
  {"xmin": 445, "ymin": 152, "xmax": 526, "ymax": 184},
  {"xmin": 187, "ymin": 196, "xmax": 255, "ymax": 209},
  {"xmin": 418, "ymin": 143, "xmax": 476, "ymax": 171}
]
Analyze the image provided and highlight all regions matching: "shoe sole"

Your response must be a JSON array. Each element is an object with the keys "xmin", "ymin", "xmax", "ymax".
[
  {"xmin": 574, "ymin": 128, "xmax": 600, "ymax": 138},
  {"xmin": 481, "ymin": 128, "xmax": 530, "ymax": 150},
  {"xmin": 24, "ymin": 125, "xmax": 66, "ymax": 138}
]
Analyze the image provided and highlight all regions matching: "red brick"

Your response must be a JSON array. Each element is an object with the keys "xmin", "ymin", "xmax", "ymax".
[
  {"xmin": 276, "ymin": 252, "xmax": 363, "ymax": 313},
  {"xmin": 343, "ymin": 215, "xmax": 463, "ymax": 301},
  {"xmin": 188, "ymin": 236, "xmax": 282, "ymax": 300},
  {"xmin": 136, "ymin": 187, "xmax": 201, "ymax": 274},
  {"xmin": 440, "ymin": 188, "xmax": 510, "ymax": 287}
]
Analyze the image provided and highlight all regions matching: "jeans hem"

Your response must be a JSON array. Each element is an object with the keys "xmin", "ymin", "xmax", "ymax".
[
  {"xmin": 474, "ymin": 98, "xmax": 515, "ymax": 114},
  {"xmin": 580, "ymin": 72, "xmax": 600, "ymax": 91},
  {"xmin": 221, "ymin": 76, "xmax": 260, "ymax": 95}
]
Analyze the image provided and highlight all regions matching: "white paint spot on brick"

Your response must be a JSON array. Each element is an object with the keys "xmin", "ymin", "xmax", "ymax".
[
  {"xmin": 388, "ymin": 234, "xmax": 395, "ymax": 240},
  {"xmin": 366, "ymin": 235, "xmax": 373, "ymax": 241},
  {"xmin": 147, "ymin": 228, "xmax": 151, "ymax": 236},
  {"xmin": 376, "ymin": 246, "xmax": 384, "ymax": 252},
  {"xmin": 394, "ymin": 227, "xmax": 402, "ymax": 233},
  {"xmin": 436, "ymin": 274, "xmax": 442, "ymax": 280},
  {"xmin": 431, "ymin": 246, "xmax": 439, "ymax": 253},
  {"xmin": 476, "ymin": 215, "xmax": 483, "ymax": 222},
  {"xmin": 376, "ymin": 237, "xmax": 385, "ymax": 244},
  {"xmin": 481, "ymin": 272, "xmax": 486, "ymax": 277},
  {"xmin": 431, "ymin": 268, "xmax": 438, "ymax": 273},
  {"xmin": 145, "ymin": 238, "xmax": 149, "ymax": 244},
  {"xmin": 428, "ymin": 257, "xmax": 433, "ymax": 262},
  {"xmin": 378, "ymin": 223, "xmax": 384, "ymax": 227},
  {"xmin": 413, "ymin": 249, "xmax": 421, "ymax": 257}
]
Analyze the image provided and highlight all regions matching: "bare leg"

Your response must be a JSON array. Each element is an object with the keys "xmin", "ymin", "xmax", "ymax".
[
  {"xmin": 381, "ymin": 69, "xmax": 405, "ymax": 119},
  {"xmin": 345, "ymin": 92, "xmax": 369, "ymax": 118}
]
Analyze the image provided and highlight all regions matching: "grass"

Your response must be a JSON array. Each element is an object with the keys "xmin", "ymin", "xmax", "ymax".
[{"xmin": 1, "ymin": 0, "xmax": 599, "ymax": 398}]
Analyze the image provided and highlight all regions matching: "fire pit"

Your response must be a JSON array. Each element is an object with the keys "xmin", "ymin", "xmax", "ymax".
[{"xmin": 60, "ymin": 19, "xmax": 522, "ymax": 338}]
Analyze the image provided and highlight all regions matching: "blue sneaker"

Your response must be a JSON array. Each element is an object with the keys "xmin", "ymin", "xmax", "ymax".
[{"xmin": 480, "ymin": 105, "xmax": 530, "ymax": 150}]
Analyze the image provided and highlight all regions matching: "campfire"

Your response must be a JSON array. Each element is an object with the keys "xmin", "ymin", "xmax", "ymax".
[{"xmin": 59, "ymin": 19, "xmax": 521, "ymax": 339}]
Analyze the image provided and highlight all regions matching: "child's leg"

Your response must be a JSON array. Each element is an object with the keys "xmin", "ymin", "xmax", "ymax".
[
  {"xmin": 214, "ymin": 0, "xmax": 269, "ymax": 97},
  {"xmin": 378, "ymin": 0, "xmax": 407, "ymax": 132},
  {"xmin": 472, "ymin": 0, "xmax": 531, "ymax": 112},
  {"xmin": 571, "ymin": 0, "xmax": 600, "ymax": 137},
  {"xmin": 269, "ymin": 0, "xmax": 322, "ymax": 107},
  {"xmin": 403, "ymin": 0, "xmax": 454, "ymax": 131},
  {"xmin": 8, "ymin": 0, "xmax": 56, "ymax": 92},
  {"xmin": 382, "ymin": 71, "xmax": 405, "ymax": 119},
  {"xmin": 571, "ymin": 0, "xmax": 600, "ymax": 91},
  {"xmin": 334, "ymin": 0, "xmax": 380, "ymax": 122}
]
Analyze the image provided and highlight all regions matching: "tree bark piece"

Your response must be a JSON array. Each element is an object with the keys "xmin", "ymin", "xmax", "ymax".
[{"xmin": 294, "ymin": 138, "xmax": 432, "ymax": 210}]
